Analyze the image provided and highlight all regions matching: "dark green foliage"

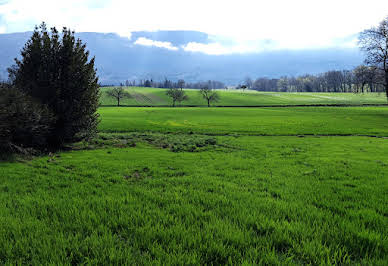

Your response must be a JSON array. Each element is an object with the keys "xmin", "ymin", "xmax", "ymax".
[
  {"xmin": 9, "ymin": 23, "xmax": 100, "ymax": 147},
  {"xmin": 0, "ymin": 84, "xmax": 54, "ymax": 154},
  {"xmin": 144, "ymin": 79, "xmax": 152, "ymax": 87}
]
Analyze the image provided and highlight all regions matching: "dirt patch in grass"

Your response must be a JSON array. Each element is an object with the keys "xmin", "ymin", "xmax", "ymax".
[{"xmin": 73, "ymin": 132, "xmax": 228, "ymax": 153}]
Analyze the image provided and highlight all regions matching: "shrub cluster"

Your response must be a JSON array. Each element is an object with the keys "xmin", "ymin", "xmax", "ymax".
[
  {"xmin": 1, "ymin": 23, "xmax": 99, "ymax": 156},
  {"xmin": 0, "ymin": 84, "xmax": 54, "ymax": 153}
]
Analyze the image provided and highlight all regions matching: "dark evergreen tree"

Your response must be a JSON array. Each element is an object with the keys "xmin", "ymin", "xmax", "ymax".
[
  {"xmin": 9, "ymin": 23, "xmax": 100, "ymax": 147},
  {"xmin": 0, "ymin": 84, "xmax": 54, "ymax": 154},
  {"xmin": 144, "ymin": 79, "xmax": 152, "ymax": 87}
]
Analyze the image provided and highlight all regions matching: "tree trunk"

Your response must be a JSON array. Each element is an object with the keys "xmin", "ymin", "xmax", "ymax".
[
  {"xmin": 207, "ymin": 99, "xmax": 210, "ymax": 107},
  {"xmin": 173, "ymin": 100, "xmax": 176, "ymax": 107},
  {"xmin": 118, "ymin": 97, "xmax": 120, "ymax": 107},
  {"xmin": 385, "ymin": 71, "xmax": 388, "ymax": 100}
]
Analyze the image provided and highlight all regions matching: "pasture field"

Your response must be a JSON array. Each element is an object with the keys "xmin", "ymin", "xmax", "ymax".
[
  {"xmin": 99, "ymin": 87, "xmax": 388, "ymax": 106},
  {"xmin": 1, "ymin": 106, "xmax": 388, "ymax": 264},
  {"xmin": 99, "ymin": 106, "xmax": 388, "ymax": 136}
]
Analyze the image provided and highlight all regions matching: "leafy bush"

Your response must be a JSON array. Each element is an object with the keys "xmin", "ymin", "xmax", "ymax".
[{"xmin": 0, "ymin": 85, "xmax": 55, "ymax": 154}]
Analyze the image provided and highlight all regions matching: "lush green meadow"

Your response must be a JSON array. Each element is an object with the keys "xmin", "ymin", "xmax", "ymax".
[
  {"xmin": 100, "ymin": 87, "xmax": 388, "ymax": 106},
  {"xmin": 1, "ymin": 106, "xmax": 388, "ymax": 264},
  {"xmin": 99, "ymin": 106, "xmax": 388, "ymax": 136}
]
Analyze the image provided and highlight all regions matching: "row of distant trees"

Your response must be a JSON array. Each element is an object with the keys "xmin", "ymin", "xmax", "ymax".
[
  {"xmin": 115, "ymin": 64, "xmax": 383, "ymax": 94},
  {"xmin": 122, "ymin": 79, "xmax": 226, "ymax": 90},
  {"xmin": 240, "ymin": 66, "xmax": 385, "ymax": 93}
]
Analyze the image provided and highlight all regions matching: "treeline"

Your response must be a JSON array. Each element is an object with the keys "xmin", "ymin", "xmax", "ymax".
[
  {"xmin": 122, "ymin": 79, "xmax": 226, "ymax": 90},
  {"xmin": 244, "ymin": 65, "xmax": 386, "ymax": 93}
]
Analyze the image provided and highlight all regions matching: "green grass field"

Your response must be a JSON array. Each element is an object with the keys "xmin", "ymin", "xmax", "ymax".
[
  {"xmin": 98, "ymin": 106, "xmax": 388, "ymax": 136},
  {"xmin": 100, "ymin": 87, "xmax": 388, "ymax": 106},
  {"xmin": 1, "ymin": 106, "xmax": 388, "ymax": 264}
]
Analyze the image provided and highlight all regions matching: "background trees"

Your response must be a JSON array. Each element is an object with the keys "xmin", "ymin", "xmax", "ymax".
[
  {"xmin": 119, "ymin": 67, "xmax": 385, "ymax": 93},
  {"xmin": 249, "ymin": 66, "xmax": 384, "ymax": 93},
  {"xmin": 199, "ymin": 87, "xmax": 220, "ymax": 107},
  {"xmin": 122, "ymin": 78, "xmax": 226, "ymax": 90},
  {"xmin": 353, "ymin": 65, "xmax": 372, "ymax": 93},
  {"xmin": 244, "ymin": 77, "xmax": 253, "ymax": 89},
  {"xmin": 5, "ymin": 22, "xmax": 99, "ymax": 150},
  {"xmin": 358, "ymin": 16, "xmax": 388, "ymax": 99},
  {"xmin": 177, "ymin": 79, "xmax": 185, "ymax": 90},
  {"xmin": 106, "ymin": 87, "xmax": 131, "ymax": 106}
]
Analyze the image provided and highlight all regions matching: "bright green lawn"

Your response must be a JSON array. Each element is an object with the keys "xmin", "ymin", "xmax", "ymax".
[
  {"xmin": 100, "ymin": 87, "xmax": 388, "ymax": 106},
  {"xmin": 99, "ymin": 106, "xmax": 388, "ymax": 136},
  {"xmin": 1, "ymin": 106, "xmax": 388, "ymax": 264},
  {"xmin": 1, "ymin": 136, "xmax": 388, "ymax": 264}
]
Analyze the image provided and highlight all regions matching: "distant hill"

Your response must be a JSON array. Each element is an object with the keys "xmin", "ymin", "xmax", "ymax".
[{"xmin": 0, "ymin": 31, "xmax": 363, "ymax": 85}]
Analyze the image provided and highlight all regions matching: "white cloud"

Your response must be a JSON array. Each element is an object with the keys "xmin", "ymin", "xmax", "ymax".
[
  {"xmin": 0, "ymin": 0, "xmax": 387, "ymax": 52},
  {"xmin": 134, "ymin": 37, "xmax": 178, "ymax": 50},
  {"xmin": 183, "ymin": 42, "xmax": 260, "ymax": 55},
  {"xmin": 183, "ymin": 36, "xmax": 361, "ymax": 55},
  {"xmin": 183, "ymin": 42, "xmax": 225, "ymax": 55}
]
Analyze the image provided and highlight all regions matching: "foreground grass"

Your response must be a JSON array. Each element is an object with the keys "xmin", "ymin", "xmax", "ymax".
[
  {"xmin": 1, "ymin": 135, "xmax": 387, "ymax": 264},
  {"xmin": 99, "ymin": 106, "xmax": 388, "ymax": 136},
  {"xmin": 2, "ymin": 106, "xmax": 388, "ymax": 264},
  {"xmin": 99, "ymin": 87, "xmax": 388, "ymax": 106}
]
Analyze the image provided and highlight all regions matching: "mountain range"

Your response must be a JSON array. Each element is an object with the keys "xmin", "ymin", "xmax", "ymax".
[{"xmin": 0, "ymin": 30, "xmax": 364, "ymax": 85}]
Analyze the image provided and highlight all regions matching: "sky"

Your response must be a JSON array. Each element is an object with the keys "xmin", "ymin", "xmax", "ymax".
[{"xmin": 0, "ymin": 0, "xmax": 387, "ymax": 54}]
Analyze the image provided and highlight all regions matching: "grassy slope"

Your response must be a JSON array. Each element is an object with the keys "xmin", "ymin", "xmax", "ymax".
[
  {"xmin": 1, "ymin": 107, "xmax": 388, "ymax": 264},
  {"xmin": 99, "ymin": 106, "xmax": 388, "ymax": 136},
  {"xmin": 100, "ymin": 87, "xmax": 388, "ymax": 106}
]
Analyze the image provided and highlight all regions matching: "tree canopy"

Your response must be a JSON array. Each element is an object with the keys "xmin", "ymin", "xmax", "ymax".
[
  {"xmin": 358, "ymin": 16, "xmax": 388, "ymax": 99},
  {"xmin": 199, "ymin": 87, "xmax": 220, "ymax": 107},
  {"xmin": 166, "ymin": 88, "xmax": 188, "ymax": 107}
]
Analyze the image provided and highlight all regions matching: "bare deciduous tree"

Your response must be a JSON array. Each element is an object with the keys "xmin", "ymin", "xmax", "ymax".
[
  {"xmin": 358, "ymin": 16, "xmax": 388, "ymax": 99},
  {"xmin": 353, "ymin": 65, "xmax": 369, "ymax": 93},
  {"xmin": 166, "ymin": 88, "xmax": 188, "ymax": 107},
  {"xmin": 106, "ymin": 87, "xmax": 131, "ymax": 106},
  {"xmin": 199, "ymin": 87, "xmax": 220, "ymax": 107}
]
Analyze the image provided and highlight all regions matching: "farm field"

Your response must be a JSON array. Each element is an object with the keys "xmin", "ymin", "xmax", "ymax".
[
  {"xmin": 1, "ymin": 106, "xmax": 388, "ymax": 264},
  {"xmin": 100, "ymin": 87, "xmax": 388, "ymax": 106},
  {"xmin": 99, "ymin": 106, "xmax": 388, "ymax": 136}
]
